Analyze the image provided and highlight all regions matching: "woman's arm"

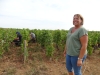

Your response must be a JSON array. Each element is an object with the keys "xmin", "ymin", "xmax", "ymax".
[
  {"xmin": 64, "ymin": 44, "xmax": 67, "ymax": 57},
  {"xmin": 77, "ymin": 35, "xmax": 88, "ymax": 66},
  {"xmin": 78, "ymin": 35, "xmax": 88, "ymax": 59}
]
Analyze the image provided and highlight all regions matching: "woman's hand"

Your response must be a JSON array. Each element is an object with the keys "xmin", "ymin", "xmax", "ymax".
[
  {"xmin": 63, "ymin": 50, "xmax": 66, "ymax": 57},
  {"xmin": 77, "ymin": 59, "xmax": 82, "ymax": 66}
]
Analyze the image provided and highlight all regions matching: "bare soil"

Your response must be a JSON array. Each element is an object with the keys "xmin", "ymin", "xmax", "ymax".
[{"xmin": 0, "ymin": 45, "xmax": 100, "ymax": 75}]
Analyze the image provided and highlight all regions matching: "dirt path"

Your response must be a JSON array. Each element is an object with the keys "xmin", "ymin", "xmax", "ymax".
[{"xmin": 0, "ymin": 49, "xmax": 100, "ymax": 75}]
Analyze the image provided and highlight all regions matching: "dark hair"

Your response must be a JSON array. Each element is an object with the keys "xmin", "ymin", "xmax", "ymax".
[
  {"xmin": 74, "ymin": 14, "xmax": 84, "ymax": 25},
  {"xmin": 16, "ymin": 32, "xmax": 21, "ymax": 36}
]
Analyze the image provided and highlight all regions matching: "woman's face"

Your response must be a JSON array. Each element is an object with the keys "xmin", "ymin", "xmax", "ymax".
[{"xmin": 73, "ymin": 15, "xmax": 82, "ymax": 26}]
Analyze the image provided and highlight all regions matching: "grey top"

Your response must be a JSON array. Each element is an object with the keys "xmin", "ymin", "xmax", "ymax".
[
  {"xmin": 66, "ymin": 26, "xmax": 88, "ymax": 56},
  {"xmin": 31, "ymin": 33, "xmax": 35, "ymax": 38}
]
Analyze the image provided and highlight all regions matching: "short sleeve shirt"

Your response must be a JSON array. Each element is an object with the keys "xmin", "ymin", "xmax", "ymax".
[{"xmin": 66, "ymin": 26, "xmax": 88, "ymax": 56}]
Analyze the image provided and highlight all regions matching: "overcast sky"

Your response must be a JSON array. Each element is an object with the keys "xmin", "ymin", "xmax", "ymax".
[{"xmin": 0, "ymin": 0, "xmax": 100, "ymax": 31}]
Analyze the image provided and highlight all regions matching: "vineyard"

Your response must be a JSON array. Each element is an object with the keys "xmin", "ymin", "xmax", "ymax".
[
  {"xmin": 0, "ymin": 28, "xmax": 100, "ymax": 75},
  {"xmin": 0, "ymin": 28, "xmax": 100, "ymax": 56}
]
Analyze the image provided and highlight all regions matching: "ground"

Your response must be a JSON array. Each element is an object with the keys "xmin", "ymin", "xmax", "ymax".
[{"xmin": 0, "ymin": 44, "xmax": 100, "ymax": 75}]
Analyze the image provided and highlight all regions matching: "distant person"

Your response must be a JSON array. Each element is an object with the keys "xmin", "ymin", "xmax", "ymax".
[
  {"xmin": 12, "ymin": 32, "xmax": 22, "ymax": 46},
  {"xmin": 63, "ymin": 14, "xmax": 88, "ymax": 75},
  {"xmin": 28, "ymin": 32, "xmax": 36, "ymax": 43}
]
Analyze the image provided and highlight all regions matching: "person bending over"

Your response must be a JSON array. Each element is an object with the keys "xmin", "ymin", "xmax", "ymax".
[
  {"xmin": 28, "ymin": 32, "xmax": 36, "ymax": 43},
  {"xmin": 12, "ymin": 32, "xmax": 22, "ymax": 46}
]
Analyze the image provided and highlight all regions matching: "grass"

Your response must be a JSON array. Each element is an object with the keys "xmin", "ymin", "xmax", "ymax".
[
  {"xmin": 25, "ymin": 68, "xmax": 40, "ymax": 75},
  {"xmin": 25, "ymin": 63, "xmax": 48, "ymax": 75},
  {"xmin": 2, "ymin": 67, "xmax": 16, "ymax": 75}
]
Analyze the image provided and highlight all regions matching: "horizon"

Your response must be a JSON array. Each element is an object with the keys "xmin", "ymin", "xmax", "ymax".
[{"xmin": 1, "ymin": 27, "xmax": 100, "ymax": 32}]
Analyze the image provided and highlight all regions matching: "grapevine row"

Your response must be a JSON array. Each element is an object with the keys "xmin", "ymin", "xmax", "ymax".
[{"xmin": 0, "ymin": 28, "xmax": 100, "ymax": 57}]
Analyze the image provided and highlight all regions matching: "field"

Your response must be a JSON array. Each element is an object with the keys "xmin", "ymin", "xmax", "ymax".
[{"xmin": 0, "ymin": 28, "xmax": 100, "ymax": 75}]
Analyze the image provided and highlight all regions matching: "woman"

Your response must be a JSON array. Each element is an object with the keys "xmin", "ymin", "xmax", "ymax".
[{"xmin": 64, "ymin": 14, "xmax": 88, "ymax": 75}]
